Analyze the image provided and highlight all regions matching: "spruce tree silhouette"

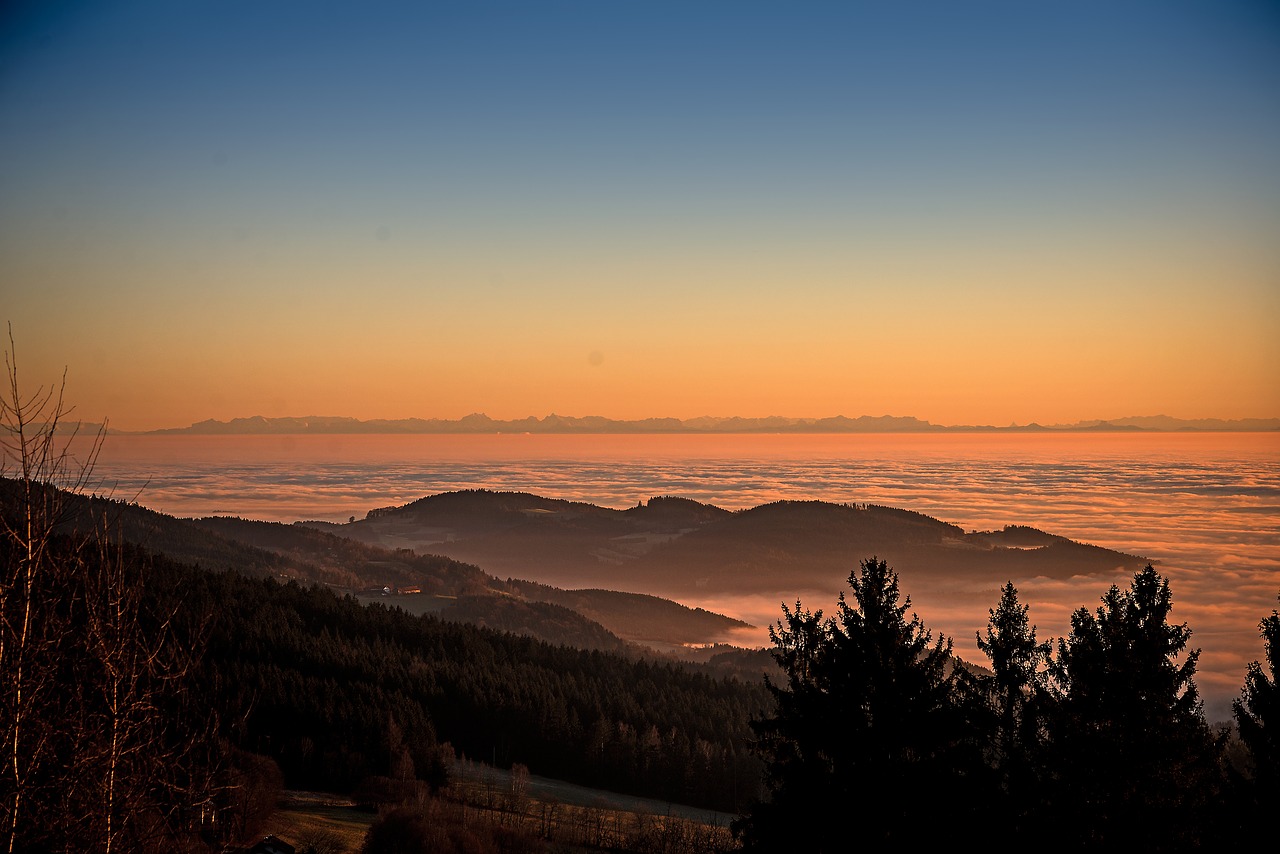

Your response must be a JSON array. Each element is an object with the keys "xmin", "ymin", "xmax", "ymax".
[
  {"xmin": 1048, "ymin": 565, "xmax": 1223, "ymax": 851},
  {"xmin": 976, "ymin": 581, "xmax": 1051, "ymax": 841},
  {"xmin": 734, "ymin": 557, "xmax": 980, "ymax": 851},
  {"xmin": 1232, "ymin": 591, "xmax": 1279, "ymax": 838}
]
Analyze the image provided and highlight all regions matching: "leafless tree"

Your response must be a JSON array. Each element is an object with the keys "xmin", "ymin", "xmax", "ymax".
[
  {"xmin": 507, "ymin": 762, "xmax": 530, "ymax": 823},
  {"xmin": 0, "ymin": 326, "xmax": 105, "ymax": 853},
  {"xmin": 1, "ymin": 328, "xmax": 219, "ymax": 852}
]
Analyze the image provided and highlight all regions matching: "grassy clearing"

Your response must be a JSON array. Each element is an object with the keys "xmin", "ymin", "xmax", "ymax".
[
  {"xmin": 255, "ymin": 791, "xmax": 372, "ymax": 853},
  {"xmin": 352, "ymin": 592, "xmax": 454, "ymax": 616},
  {"xmin": 449, "ymin": 756, "xmax": 737, "ymax": 825},
  {"xmin": 259, "ymin": 770, "xmax": 738, "ymax": 853}
]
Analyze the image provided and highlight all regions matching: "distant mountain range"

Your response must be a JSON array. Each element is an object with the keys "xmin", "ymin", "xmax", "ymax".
[{"xmin": 141, "ymin": 413, "xmax": 1280, "ymax": 435}]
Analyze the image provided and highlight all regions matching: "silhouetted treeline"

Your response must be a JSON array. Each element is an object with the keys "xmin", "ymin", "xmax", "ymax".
[{"xmin": 735, "ymin": 558, "xmax": 1278, "ymax": 852}]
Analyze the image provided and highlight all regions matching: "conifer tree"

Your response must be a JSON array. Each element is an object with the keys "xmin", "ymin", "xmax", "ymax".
[
  {"xmin": 1233, "ymin": 592, "xmax": 1279, "ymax": 831},
  {"xmin": 976, "ymin": 581, "xmax": 1050, "ymax": 838},
  {"xmin": 735, "ymin": 557, "xmax": 978, "ymax": 851},
  {"xmin": 1048, "ymin": 565, "xmax": 1222, "ymax": 851}
]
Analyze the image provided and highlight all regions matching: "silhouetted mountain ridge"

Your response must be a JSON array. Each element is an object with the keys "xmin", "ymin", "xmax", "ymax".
[{"xmin": 140, "ymin": 413, "xmax": 1280, "ymax": 434}]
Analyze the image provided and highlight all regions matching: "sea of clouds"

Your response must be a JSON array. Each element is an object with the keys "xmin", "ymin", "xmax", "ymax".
[{"xmin": 92, "ymin": 432, "xmax": 1278, "ymax": 721}]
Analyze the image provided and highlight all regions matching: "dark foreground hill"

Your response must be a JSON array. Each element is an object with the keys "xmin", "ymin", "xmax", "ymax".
[{"xmin": 328, "ymin": 490, "xmax": 1150, "ymax": 595}]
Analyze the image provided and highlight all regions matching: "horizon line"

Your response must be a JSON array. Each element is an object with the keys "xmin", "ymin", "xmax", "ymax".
[{"xmin": 89, "ymin": 412, "xmax": 1280, "ymax": 436}]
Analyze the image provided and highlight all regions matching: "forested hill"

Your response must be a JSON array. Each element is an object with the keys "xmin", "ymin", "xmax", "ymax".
[
  {"xmin": 0, "ymin": 477, "xmax": 491, "ymax": 592},
  {"xmin": 189, "ymin": 514, "xmax": 493, "ymax": 592},
  {"xmin": 5, "ymin": 478, "xmax": 748, "ymax": 651},
  {"xmin": 168, "ymin": 557, "xmax": 773, "ymax": 814},
  {"xmin": 505, "ymin": 581, "xmax": 752, "ymax": 646},
  {"xmin": 194, "ymin": 513, "xmax": 752, "ymax": 648},
  {"xmin": 333, "ymin": 490, "xmax": 1150, "ymax": 595},
  {"xmin": 0, "ymin": 478, "xmax": 295, "ymax": 577}
]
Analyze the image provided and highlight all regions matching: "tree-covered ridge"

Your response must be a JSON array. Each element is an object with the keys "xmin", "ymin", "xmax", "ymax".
[
  {"xmin": 191, "ymin": 513, "xmax": 494, "ymax": 593},
  {"xmin": 338, "ymin": 489, "xmax": 1150, "ymax": 595},
  {"xmin": 504, "ymin": 580, "xmax": 752, "ymax": 645},
  {"xmin": 200, "ymin": 513, "xmax": 752, "ymax": 647},
  {"xmin": 0, "ymin": 477, "xmax": 297, "ymax": 577},
  {"xmin": 5, "ymin": 480, "xmax": 753, "ymax": 650},
  {"xmin": 184, "ymin": 563, "xmax": 770, "ymax": 814},
  {"xmin": 439, "ymin": 594, "xmax": 633, "ymax": 654}
]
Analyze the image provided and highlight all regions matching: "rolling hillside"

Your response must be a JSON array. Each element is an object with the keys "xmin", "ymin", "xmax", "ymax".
[{"xmin": 330, "ymin": 490, "xmax": 1150, "ymax": 596}]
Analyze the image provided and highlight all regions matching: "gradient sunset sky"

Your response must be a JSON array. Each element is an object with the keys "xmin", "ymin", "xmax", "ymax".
[{"xmin": 3, "ymin": 1, "xmax": 1278, "ymax": 431}]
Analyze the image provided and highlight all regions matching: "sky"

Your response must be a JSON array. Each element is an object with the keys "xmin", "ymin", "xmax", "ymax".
[{"xmin": 2, "ymin": 1, "xmax": 1278, "ymax": 432}]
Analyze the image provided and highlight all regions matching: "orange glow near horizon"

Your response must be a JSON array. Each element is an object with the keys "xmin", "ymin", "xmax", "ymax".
[
  {"xmin": 6, "ymin": 148, "xmax": 1279, "ymax": 431},
  {"xmin": 7, "ymin": 287, "xmax": 1278, "ymax": 434}
]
